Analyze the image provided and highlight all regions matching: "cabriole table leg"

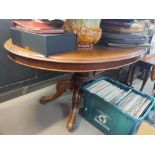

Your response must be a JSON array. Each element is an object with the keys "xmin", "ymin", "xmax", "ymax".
[
  {"xmin": 40, "ymin": 72, "xmax": 94, "ymax": 131},
  {"xmin": 67, "ymin": 87, "xmax": 82, "ymax": 131},
  {"xmin": 40, "ymin": 80, "xmax": 74, "ymax": 104},
  {"xmin": 66, "ymin": 72, "xmax": 91, "ymax": 130}
]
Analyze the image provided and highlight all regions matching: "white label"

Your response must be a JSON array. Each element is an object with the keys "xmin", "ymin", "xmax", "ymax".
[{"xmin": 94, "ymin": 109, "xmax": 111, "ymax": 131}]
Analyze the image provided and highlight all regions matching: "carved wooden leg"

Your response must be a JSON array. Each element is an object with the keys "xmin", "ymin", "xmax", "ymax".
[
  {"xmin": 140, "ymin": 69, "xmax": 150, "ymax": 91},
  {"xmin": 129, "ymin": 64, "xmax": 137, "ymax": 86},
  {"xmin": 126, "ymin": 65, "xmax": 133, "ymax": 85},
  {"xmin": 116, "ymin": 68, "xmax": 122, "ymax": 81},
  {"xmin": 40, "ymin": 72, "xmax": 93, "ymax": 131},
  {"xmin": 40, "ymin": 80, "xmax": 73, "ymax": 104},
  {"xmin": 67, "ymin": 88, "xmax": 82, "ymax": 131}
]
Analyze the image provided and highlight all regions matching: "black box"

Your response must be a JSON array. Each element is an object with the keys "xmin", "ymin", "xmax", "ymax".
[{"xmin": 10, "ymin": 28, "xmax": 77, "ymax": 56}]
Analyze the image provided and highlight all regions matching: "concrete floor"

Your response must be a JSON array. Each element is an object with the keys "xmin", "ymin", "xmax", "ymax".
[
  {"xmin": 0, "ymin": 78, "xmax": 154, "ymax": 135},
  {"xmin": 0, "ymin": 83, "xmax": 102, "ymax": 135}
]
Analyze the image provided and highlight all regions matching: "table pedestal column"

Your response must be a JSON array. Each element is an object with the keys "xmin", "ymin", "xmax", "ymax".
[{"xmin": 39, "ymin": 72, "xmax": 95, "ymax": 131}]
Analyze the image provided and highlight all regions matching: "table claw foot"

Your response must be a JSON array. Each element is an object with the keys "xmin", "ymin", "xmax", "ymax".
[
  {"xmin": 40, "ymin": 80, "xmax": 73, "ymax": 104},
  {"xmin": 67, "ymin": 88, "xmax": 82, "ymax": 131},
  {"xmin": 40, "ymin": 96, "xmax": 56, "ymax": 104}
]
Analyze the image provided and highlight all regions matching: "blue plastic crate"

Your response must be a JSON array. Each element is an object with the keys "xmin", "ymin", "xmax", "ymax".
[{"xmin": 82, "ymin": 77, "xmax": 155, "ymax": 135}]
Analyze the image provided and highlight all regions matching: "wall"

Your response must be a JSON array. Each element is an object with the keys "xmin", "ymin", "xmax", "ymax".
[{"xmin": 0, "ymin": 19, "xmax": 64, "ymax": 95}]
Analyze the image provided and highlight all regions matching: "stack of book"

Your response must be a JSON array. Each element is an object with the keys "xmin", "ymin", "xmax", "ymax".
[
  {"xmin": 100, "ymin": 19, "xmax": 151, "ymax": 48},
  {"xmin": 86, "ymin": 79, "xmax": 151, "ymax": 118},
  {"xmin": 13, "ymin": 20, "xmax": 64, "ymax": 34},
  {"xmin": 11, "ymin": 20, "xmax": 77, "ymax": 56}
]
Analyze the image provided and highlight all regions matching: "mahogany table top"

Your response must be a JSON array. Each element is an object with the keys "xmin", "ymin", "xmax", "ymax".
[{"xmin": 4, "ymin": 39, "xmax": 147, "ymax": 72}]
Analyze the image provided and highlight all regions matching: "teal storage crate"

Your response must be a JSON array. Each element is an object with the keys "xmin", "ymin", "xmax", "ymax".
[{"xmin": 82, "ymin": 77, "xmax": 155, "ymax": 135}]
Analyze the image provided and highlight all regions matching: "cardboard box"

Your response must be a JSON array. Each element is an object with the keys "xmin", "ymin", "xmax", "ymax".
[
  {"xmin": 11, "ymin": 28, "xmax": 77, "ymax": 56},
  {"xmin": 137, "ymin": 122, "xmax": 155, "ymax": 135}
]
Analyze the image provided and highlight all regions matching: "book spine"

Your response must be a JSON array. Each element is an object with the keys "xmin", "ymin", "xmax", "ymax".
[
  {"xmin": 113, "ymin": 89, "xmax": 132, "ymax": 105},
  {"xmin": 135, "ymin": 99, "xmax": 151, "ymax": 117},
  {"xmin": 124, "ymin": 95, "xmax": 142, "ymax": 112},
  {"xmin": 130, "ymin": 97, "xmax": 147, "ymax": 116},
  {"xmin": 86, "ymin": 79, "xmax": 151, "ymax": 118},
  {"xmin": 88, "ymin": 80, "xmax": 111, "ymax": 93}
]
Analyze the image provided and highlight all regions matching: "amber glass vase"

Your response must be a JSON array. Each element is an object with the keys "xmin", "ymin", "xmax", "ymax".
[{"xmin": 64, "ymin": 19, "xmax": 102, "ymax": 48}]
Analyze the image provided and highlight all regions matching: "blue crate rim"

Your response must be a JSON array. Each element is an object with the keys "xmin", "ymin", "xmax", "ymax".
[{"xmin": 83, "ymin": 76, "xmax": 155, "ymax": 121}]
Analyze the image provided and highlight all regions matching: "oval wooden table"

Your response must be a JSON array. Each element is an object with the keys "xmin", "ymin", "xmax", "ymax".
[{"xmin": 4, "ymin": 39, "xmax": 147, "ymax": 131}]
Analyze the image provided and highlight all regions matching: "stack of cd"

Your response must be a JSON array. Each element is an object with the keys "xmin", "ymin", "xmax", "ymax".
[
  {"xmin": 86, "ymin": 79, "xmax": 152, "ymax": 118},
  {"xmin": 100, "ymin": 19, "xmax": 151, "ymax": 47}
]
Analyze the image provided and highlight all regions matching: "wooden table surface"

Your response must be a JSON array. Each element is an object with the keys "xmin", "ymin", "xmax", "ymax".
[
  {"xmin": 4, "ymin": 39, "xmax": 147, "ymax": 72},
  {"xmin": 141, "ymin": 53, "xmax": 155, "ymax": 65}
]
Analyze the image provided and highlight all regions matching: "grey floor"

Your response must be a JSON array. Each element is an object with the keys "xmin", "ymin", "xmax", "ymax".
[{"xmin": 0, "ymin": 78, "xmax": 154, "ymax": 135}]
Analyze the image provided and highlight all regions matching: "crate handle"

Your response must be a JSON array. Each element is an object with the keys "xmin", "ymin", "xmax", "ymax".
[{"xmin": 145, "ymin": 105, "xmax": 155, "ymax": 127}]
